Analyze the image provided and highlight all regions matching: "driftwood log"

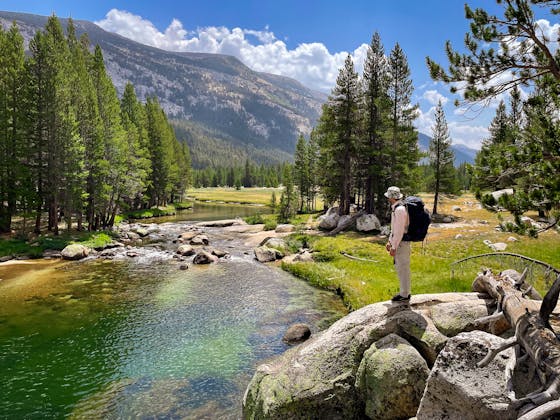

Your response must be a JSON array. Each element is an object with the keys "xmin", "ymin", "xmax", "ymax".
[{"xmin": 472, "ymin": 268, "xmax": 560, "ymax": 419}]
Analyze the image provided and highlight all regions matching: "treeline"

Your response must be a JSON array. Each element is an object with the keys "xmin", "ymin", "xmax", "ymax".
[
  {"xmin": 0, "ymin": 16, "xmax": 191, "ymax": 234},
  {"xmin": 193, "ymin": 160, "xmax": 285, "ymax": 188},
  {"xmin": 289, "ymin": 33, "xmax": 475, "ymax": 221}
]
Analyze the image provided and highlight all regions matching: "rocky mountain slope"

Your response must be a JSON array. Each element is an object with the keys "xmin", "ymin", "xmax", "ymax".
[
  {"xmin": 418, "ymin": 132, "xmax": 477, "ymax": 166},
  {"xmin": 0, "ymin": 11, "xmax": 326, "ymax": 167}
]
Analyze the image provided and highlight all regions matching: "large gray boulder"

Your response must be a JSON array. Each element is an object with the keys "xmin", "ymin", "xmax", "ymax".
[
  {"xmin": 243, "ymin": 293, "xmax": 493, "ymax": 419},
  {"xmin": 356, "ymin": 214, "xmax": 381, "ymax": 232},
  {"xmin": 61, "ymin": 244, "xmax": 90, "ymax": 260},
  {"xmin": 490, "ymin": 188, "xmax": 514, "ymax": 202},
  {"xmin": 417, "ymin": 331, "xmax": 528, "ymax": 419},
  {"xmin": 428, "ymin": 298, "xmax": 508, "ymax": 336},
  {"xmin": 317, "ymin": 207, "xmax": 340, "ymax": 230},
  {"xmin": 356, "ymin": 333, "xmax": 430, "ymax": 419},
  {"xmin": 254, "ymin": 246, "xmax": 282, "ymax": 263},
  {"xmin": 260, "ymin": 237, "xmax": 288, "ymax": 253}
]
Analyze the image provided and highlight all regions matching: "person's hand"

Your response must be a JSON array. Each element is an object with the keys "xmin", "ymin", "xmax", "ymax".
[
  {"xmin": 389, "ymin": 248, "xmax": 396, "ymax": 257},
  {"xmin": 385, "ymin": 242, "xmax": 391, "ymax": 252}
]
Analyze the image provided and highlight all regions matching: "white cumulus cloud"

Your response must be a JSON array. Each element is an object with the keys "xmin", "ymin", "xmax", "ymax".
[
  {"xmin": 95, "ymin": 8, "xmax": 367, "ymax": 92},
  {"xmin": 422, "ymin": 90, "xmax": 449, "ymax": 106},
  {"xmin": 415, "ymin": 104, "xmax": 488, "ymax": 149}
]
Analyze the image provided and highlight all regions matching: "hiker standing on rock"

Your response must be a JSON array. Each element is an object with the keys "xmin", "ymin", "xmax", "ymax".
[{"xmin": 385, "ymin": 186, "xmax": 411, "ymax": 302}]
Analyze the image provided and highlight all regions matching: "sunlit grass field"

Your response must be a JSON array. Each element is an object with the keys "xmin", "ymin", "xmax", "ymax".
[
  {"xmin": 187, "ymin": 187, "xmax": 283, "ymax": 206},
  {"xmin": 281, "ymin": 192, "xmax": 560, "ymax": 310}
]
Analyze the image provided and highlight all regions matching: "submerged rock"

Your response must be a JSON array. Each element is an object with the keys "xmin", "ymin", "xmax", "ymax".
[
  {"xmin": 283, "ymin": 323, "xmax": 311, "ymax": 345},
  {"xmin": 193, "ymin": 250, "xmax": 218, "ymax": 264}
]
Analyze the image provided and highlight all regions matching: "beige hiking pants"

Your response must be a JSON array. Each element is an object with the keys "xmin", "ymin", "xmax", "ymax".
[{"xmin": 394, "ymin": 241, "xmax": 411, "ymax": 297}]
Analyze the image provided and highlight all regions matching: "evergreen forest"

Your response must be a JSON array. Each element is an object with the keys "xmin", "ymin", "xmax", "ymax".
[
  {"xmin": 0, "ymin": 16, "xmax": 191, "ymax": 234},
  {"xmin": 2, "ymin": 0, "xmax": 559, "ymax": 236}
]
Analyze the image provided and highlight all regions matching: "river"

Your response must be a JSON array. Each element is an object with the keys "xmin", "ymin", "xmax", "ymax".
[{"xmin": 0, "ymin": 203, "xmax": 346, "ymax": 419}]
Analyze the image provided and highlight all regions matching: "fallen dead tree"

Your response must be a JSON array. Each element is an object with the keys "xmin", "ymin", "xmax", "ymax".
[
  {"xmin": 327, "ymin": 210, "xmax": 365, "ymax": 236},
  {"xmin": 472, "ymin": 268, "xmax": 560, "ymax": 419}
]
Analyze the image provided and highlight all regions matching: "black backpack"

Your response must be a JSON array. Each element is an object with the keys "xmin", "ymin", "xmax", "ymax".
[{"xmin": 399, "ymin": 196, "xmax": 431, "ymax": 242}]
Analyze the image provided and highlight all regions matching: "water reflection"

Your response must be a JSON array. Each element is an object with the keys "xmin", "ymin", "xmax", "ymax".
[{"xmin": 153, "ymin": 201, "xmax": 269, "ymax": 223}]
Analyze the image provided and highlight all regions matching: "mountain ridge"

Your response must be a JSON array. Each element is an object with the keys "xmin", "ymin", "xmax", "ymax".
[
  {"xmin": 0, "ymin": 10, "xmax": 326, "ymax": 167},
  {"xmin": 418, "ymin": 132, "xmax": 477, "ymax": 166}
]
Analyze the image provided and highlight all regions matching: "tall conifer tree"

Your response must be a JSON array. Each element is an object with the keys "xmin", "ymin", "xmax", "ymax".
[
  {"xmin": 327, "ymin": 54, "xmax": 361, "ymax": 216},
  {"xmin": 388, "ymin": 42, "xmax": 420, "ymax": 191},
  {"xmin": 429, "ymin": 101, "xmax": 457, "ymax": 214},
  {"xmin": 361, "ymin": 32, "xmax": 390, "ymax": 217},
  {"xmin": 0, "ymin": 23, "xmax": 26, "ymax": 232}
]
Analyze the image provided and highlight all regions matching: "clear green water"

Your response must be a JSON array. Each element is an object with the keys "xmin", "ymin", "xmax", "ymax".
[{"xmin": 0, "ymin": 222, "xmax": 346, "ymax": 419}]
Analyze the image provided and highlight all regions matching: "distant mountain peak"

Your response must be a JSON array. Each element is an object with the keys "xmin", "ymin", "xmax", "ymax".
[
  {"xmin": 417, "ymin": 132, "xmax": 478, "ymax": 166},
  {"xmin": 0, "ymin": 10, "xmax": 327, "ymax": 167}
]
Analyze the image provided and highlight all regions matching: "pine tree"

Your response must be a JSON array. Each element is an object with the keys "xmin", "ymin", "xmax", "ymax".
[
  {"xmin": 35, "ymin": 15, "xmax": 77, "ymax": 234},
  {"xmin": 429, "ymin": 101, "xmax": 457, "ymax": 214},
  {"xmin": 387, "ymin": 42, "xmax": 420, "ymax": 191},
  {"xmin": 0, "ymin": 23, "xmax": 26, "ymax": 232},
  {"xmin": 307, "ymin": 129, "xmax": 320, "ymax": 211},
  {"xmin": 120, "ymin": 82, "xmax": 152, "ymax": 210},
  {"xmin": 278, "ymin": 164, "xmax": 297, "ymax": 223},
  {"xmin": 90, "ymin": 44, "xmax": 129, "ymax": 228},
  {"xmin": 321, "ymin": 54, "xmax": 361, "ymax": 216},
  {"xmin": 427, "ymin": 1, "xmax": 560, "ymax": 101},
  {"xmin": 361, "ymin": 32, "xmax": 390, "ymax": 217},
  {"xmin": 471, "ymin": 96, "xmax": 520, "ymax": 193},
  {"xmin": 293, "ymin": 134, "xmax": 310, "ymax": 212},
  {"xmin": 513, "ymin": 81, "xmax": 560, "ymax": 216}
]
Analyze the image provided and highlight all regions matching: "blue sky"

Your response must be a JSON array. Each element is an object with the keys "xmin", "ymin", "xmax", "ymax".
[{"xmin": 1, "ymin": 1, "xmax": 557, "ymax": 149}]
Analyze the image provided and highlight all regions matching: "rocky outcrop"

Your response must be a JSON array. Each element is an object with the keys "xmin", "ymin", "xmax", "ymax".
[
  {"xmin": 275, "ymin": 224, "xmax": 295, "ymax": 233},
  {"xmin": 196, "ymin": 219, "xmax": 247, "ymax": 227},
  {"xmin": 416, "ymin": 330, "xmax": 539, "ymax": 419},
  {"xmin": 242, "ymin": 293, "xmax": 504, "ymax": 419}
]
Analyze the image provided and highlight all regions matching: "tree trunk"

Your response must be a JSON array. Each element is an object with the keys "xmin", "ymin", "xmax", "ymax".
[{"xmin": 472, "ymin": 269, "xmax": 560, "ymax": 419}]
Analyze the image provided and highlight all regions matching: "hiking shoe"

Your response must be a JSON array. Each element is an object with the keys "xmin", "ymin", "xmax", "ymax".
[{"xmin": 391, "ymin": 294, "xmax": 411, "ymax": 302}]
